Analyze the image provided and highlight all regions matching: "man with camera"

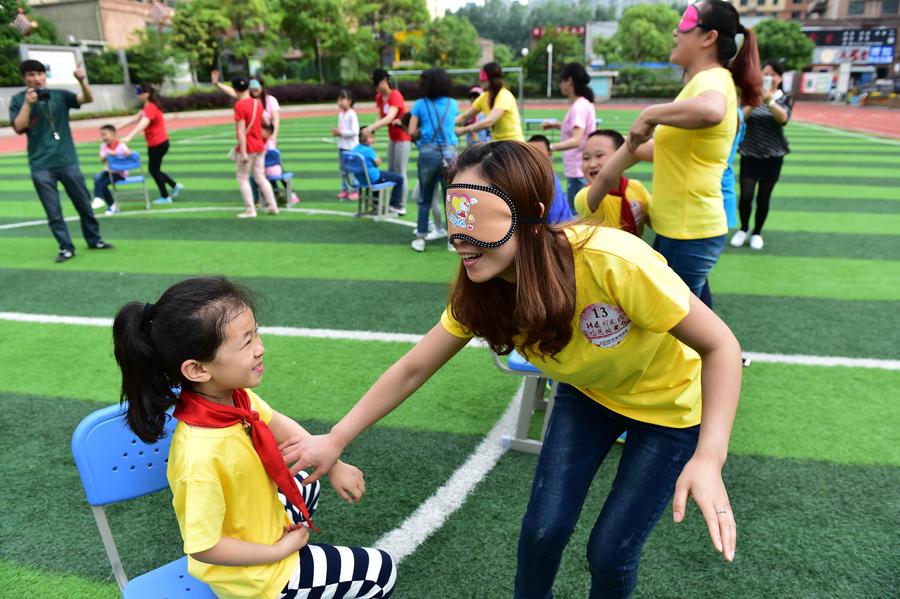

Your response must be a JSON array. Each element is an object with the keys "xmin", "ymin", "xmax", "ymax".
[{"xmin": 9, "ymin": 59, "xmax": 112, "ymax": 263}]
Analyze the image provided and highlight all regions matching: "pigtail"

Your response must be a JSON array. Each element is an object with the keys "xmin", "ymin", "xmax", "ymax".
[
  {"xmin": 729, "ymin": 27, "xmax": 763, "ymax": 107},
  {"xmin": 113, "ymin": 302, "xmax": 178, "ymax": 443}
]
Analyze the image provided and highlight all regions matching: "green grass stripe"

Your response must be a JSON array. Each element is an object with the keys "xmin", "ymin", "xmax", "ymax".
[
  {"xmin": 0, "ymin": 562, "xmax": 116, "ymax": 599},
  {"xmin": 401, "ymin": 450, "xmax": 898, "ymax": 598},
  {"xmin": 762, "ymin": 182, "xmax": 900, "ymax": 201},
  {"xmin": 0, "ymin": 269, "xmax": 451, "ymax": 335},
  {"xmin": 0, "ymin": 391, "xmax": 488, "ymax": 587},
  {"xmin": 761, "ymin": 211, "xmax": 900, "ymax": 236},
  {"xmin": 732, "ymin": 362, "xmax": 900, "ymax": 465},
  {"xmin": 772, "ymin": 148, "xmax": 900, "ymax": 157},
  {"xmin": 750, "ymin": 197, "xmax": 900, "ymax": 214},
  {"xmin": 0, "ymin": 321, "xmax": 518, "ymax": 434},
  {"xmin": 0, "ymin": 177, "xmax": 356, "ymax": 192},
  {"xmin": 710, "ymin": 253, "xmax": 899, "ymax": 301},
  {"xmin": 721, "ymin": 231, "xmax": 898, "ymax": 261}
]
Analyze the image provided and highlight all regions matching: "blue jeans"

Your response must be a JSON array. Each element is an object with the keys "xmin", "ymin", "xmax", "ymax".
[
  {"xmin": 515, "ymin": 384, "xmax": 699, "ymax": 599},
  {"xmin": 374, "ymin": 171, "xmax": 405, "ymax": 210},
  {"xmin": 32, "ymin": 165, "xmax": 103, "ymax": 251},
  {"xmin": 652, "ymin": 233, "xmax": 727, "ymax": 308},
  {"xmin": 416, "ymin": 144, "xmax": 455, "ymax": 235},
  {"xmin": 566, "ymin": 176, "xmax": 587, "ymax": 212},
  {"xmin": 93, "ymin": 171, "xmax": 125, "ymax": 207},
  {"xmin": 338, "ymin": 149, "xmax": 358, "ymax": 192}
]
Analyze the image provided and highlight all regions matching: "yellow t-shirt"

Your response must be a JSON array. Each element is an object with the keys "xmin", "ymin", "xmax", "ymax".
[
  {"xmin": 472, "ymin": 88, "xmax": 524, "ymax": 142},
  {"xmin": 168, "ymin": 390, "xmax": 295, "ymax": 599},
  {"xmin": 651, "ymin": 67, "xmax": 737, "ymax": 240},
  {"xmin": 441, "ymin": 225, "xmax": 702, "ymax": 427},
  {"xmin": 573, "ymin": 179, "xmax": 651, "ymax": 237}
]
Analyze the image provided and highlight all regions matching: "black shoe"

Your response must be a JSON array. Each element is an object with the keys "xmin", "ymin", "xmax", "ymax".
[
  {"xmin": 89, "ymin": 241, "xmax": 114, "ymax": 250},
  {"xmin": 55, "ymin": 249, "xmax": 74, "ymax": 263}
]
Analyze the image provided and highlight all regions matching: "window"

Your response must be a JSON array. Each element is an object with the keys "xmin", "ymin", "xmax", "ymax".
[
  {"xmin": 791, "ymin": 10, "xmax": 802, "ymax": 16},
  {"xmin": 792, "ymin": 0, "xmax": 803, "ymax": 4},
  {"xmin": 757, "ymin": 0, "xmax": 765, "ymax": 6},
  {"xmin": 847, "ymin": 0, "xmax": 865, "ymax": 14},
  {"xmin": 740, "ymin": 0, "xmax": 749, "ymax": 5},
  {"xmin": 882, "ymin": 0, "xmax": 899, "ymax": 14}
]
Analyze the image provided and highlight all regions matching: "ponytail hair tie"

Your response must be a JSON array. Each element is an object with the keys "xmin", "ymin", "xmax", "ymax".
[{"xmin": 142, "ymin": 302, "xmax": 154, "ymax": 325}]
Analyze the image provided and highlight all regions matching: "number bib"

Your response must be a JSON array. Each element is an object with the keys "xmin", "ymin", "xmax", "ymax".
[{"xmin": 579, "ymin": 302, "xmax": 632, "ymax": 348}]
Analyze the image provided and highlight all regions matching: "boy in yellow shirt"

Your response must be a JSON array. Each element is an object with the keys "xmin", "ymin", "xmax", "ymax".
[{"xmin": 573, "ymin": 130, "xmax": 651, "ymax": 237}]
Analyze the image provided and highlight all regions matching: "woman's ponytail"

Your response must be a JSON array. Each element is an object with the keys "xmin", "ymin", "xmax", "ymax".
[
  {"xmin": 113, "ymin": 301, "xmax": 178, "ymax": 443},
  {"xmin": 730, "ymin": 26, "xmax": 763, "ymax": 107},
  {"xmin": 560, "ymin": 63, "xmax": 595, "ymax": 103}
]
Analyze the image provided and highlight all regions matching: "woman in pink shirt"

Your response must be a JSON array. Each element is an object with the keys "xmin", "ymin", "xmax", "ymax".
[{"xmin": 542, "ymin": 63, "xmax": 597, "ymax": 210}]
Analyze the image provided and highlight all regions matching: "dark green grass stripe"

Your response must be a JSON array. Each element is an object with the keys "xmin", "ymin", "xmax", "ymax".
[
  {"xmin": 0, "ymin": 391, "xmax": 484, "ymax": 585},
  {"xmin": 400, "ymin": 450, "xmax": 899, "ymax": 598},
  {"xmin": 714, "ymin": 294, "xmax": 900, "ymax": 359},
  {"xmin": 0, "ymin": 269, "xmax": 451, "ymax": 334},
  {"xmin": 775, "ymin": 175, "xmax": 900, "ymax": 186},
  {"xmin": 774, "ymin": 197, "xmax": 900, "ymax": 213},
  {"xmin": 720, "ymin": 231, "xmax": 899, "ymax": 261}
]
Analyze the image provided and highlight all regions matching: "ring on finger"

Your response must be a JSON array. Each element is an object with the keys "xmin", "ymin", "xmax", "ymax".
[{"xmin": 715, "ymin": 507, "xmax": 728, "ymax": 515}]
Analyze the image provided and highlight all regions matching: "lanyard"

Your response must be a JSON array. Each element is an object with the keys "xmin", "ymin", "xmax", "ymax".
[{"xmin": 36, "ymin": 94, "xmax": 60, "ymax": 141}]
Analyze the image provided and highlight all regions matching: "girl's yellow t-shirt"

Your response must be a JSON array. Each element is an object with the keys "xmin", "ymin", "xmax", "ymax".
[
  {"xmin": 168, "ymin": 390, "xmax": 295, "ymax": 599},
  {"xmin": 651, "ymin": 67, "xmax": 737, "ymax": 240},
  {"xmin": 441, "ymin": 225, "xmax": 703, "ymax": 428},
  {"xmin": 471, "ymin": 87, "xmax": 524, "ymax": 141},
  {"xmin": 573, "ymin": 179, "xmax": 651, "ymax": 237}
]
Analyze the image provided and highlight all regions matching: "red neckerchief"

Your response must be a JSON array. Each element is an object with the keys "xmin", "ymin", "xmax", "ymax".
[
  {"xmin": 105, "ymin": 140, "xmax": 120, "ymax": 151},
  {"xmin": 173, "ymin": 388, "xmax": 318, "ymax": 532},
  {"xmin": 607, "ymin": 176, "xmax": 638, "ymax": 236}
]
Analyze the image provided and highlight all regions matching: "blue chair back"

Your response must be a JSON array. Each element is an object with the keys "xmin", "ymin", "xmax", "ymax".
[
  {"xmin": 264, "ymin": 148, "xmax": 281, "ymax": 168},
  {"xmin": 107, "ymin": 152, "xmax": 142, "ymax": 173},
  {"xmin": 72, "ymin": 403, "xmax": 177, "ymax": 506},
  {"xmin": 341, "ymin": 152, "xmax": 371, "ymax": 184}
]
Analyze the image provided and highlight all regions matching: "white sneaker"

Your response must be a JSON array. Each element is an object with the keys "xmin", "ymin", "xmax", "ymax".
[
  {"xmin": 92, "ymin": 197, "xmax": 106, "ymax": 209},
  {"xmin": 105, "ymin": 203, "xmax": 119, "ymax": 216},
  {"xmin": 749, "ymin": 234, "xmax": 764, "ymax": 250},
  {"xmin": 424, "ymin": 228, "xmax": 447, "ymax": 241},
  {"xmin": 729, "ymin": 230, "xmax": 748, "ymax": 247},
  {"xmin": 388, "ymin": 206, "xmax": 406, "ymax": 216},
  {"xmin": 411, "ymin": 238, "xmax": 426, "ymax": 252}
]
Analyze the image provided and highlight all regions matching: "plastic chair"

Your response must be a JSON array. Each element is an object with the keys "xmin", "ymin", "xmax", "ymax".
[
  {"xmin": 72, "ymin": 404, "xmax": 215, "ymax": 598},
  {"xmin": 340, "ymin": 151, "xmax": 396, "ymax": 220},
  {"xmin": 106, "ymin": 152, "xmax": 150, "ymax": 210},
  {"xmin": 264, "ymin": 148, "xmax": 295, "ymax": 207}
]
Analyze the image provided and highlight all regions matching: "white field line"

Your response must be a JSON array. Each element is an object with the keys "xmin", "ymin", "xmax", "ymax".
[
  {"xmin": 375, "ymin": 380, "xmax": 524, "ymax": 562},
  {"xmin": 794, "ymin": 122, "xmax": 900, "ymax": 147},
  {"xmin": 0, "ymin": 205, "xmax": 414, "ymax": 231},
  {"xmin": 1, "ymin": 311, "xmax": 898, "ymax": 370}
]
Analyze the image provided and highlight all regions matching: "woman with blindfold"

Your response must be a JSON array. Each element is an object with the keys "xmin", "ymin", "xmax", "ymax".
[
  {"xmin": 586, "ymin": 0, "xmax": 761, "ymax": 308},
  {"xmin": 283, "ymin": 141, "xmax": 743, "ymax": 597}
]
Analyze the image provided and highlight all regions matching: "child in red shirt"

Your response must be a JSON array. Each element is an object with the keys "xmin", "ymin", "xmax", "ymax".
[{"xmin": 92, "ymin": 124, "xmax": 133, "ymax": 215}]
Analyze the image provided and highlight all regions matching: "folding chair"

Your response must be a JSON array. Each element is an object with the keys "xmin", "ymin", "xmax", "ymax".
[
  {"xmin": 107, "ymin": 152, "xmax": 150, "ymax": 210},
  {"xmin": 340, "ymin": 151, "xmax": 396, "ymax": 220},
  {"xmin": 264, "ymin": 148, "xmax": 295, "ymax": 207},
  {"xmin": 72, "ymin": 404, "xmax": 215, "ymax": 598},
  {"xmin": 492, "ymin": 349, "xmax": 557, "ymax": 454}
]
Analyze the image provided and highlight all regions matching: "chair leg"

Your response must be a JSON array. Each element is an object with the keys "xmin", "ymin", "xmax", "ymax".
[{"xmin": 91, "ymin": 506, "xmax": 129, "ymax": 591}]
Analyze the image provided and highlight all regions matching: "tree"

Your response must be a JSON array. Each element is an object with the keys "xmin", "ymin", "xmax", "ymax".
[
  {"xmin": 126, "ymin": 30, "xmax": 177, "ymax": 84},
  {"xmin": 493, "ymin": 43, "xmax": 514, "ymax": 66},
  {"xmin": 594, "ymin": 4, "xmax": 679, "ymax": 64},
  {"xmin": 219, "ymin": 0, "xmax": 281, "ymax": 69},
  {"xmin": 346, "ymin": 0, "xmax": 429, "ymax": 66},
  {"xmin": 422, "ymin": 15, "xmax": 480, "ymax": 68},
  {"xmin": 522, "ymin": 30, "xmax": 583, "ymax": 94},
  {"xmin": 280, "ymin": 0, "xmax": 349, "ymax": 83},
  {"xmin": 170, "ymin": 0, "xmax": 231, "ymax": 81},
  {"xmin": 753, "ymin": 19, "xmax": 814, "ymax": 71}
]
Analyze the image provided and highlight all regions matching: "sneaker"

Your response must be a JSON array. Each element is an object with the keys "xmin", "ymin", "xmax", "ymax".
[
  {"xmin": 171, "ymin": 183, "xmax": 184, "ymax": 198},
  {"xmin": 749, "ymin": 234, "xmax": 764, "ymax": 250},
  {"xmin": 348, "ymin": 191, "xmax": 360, "ymax": 201},
  {"xmin": 89, "ymin": 241, "xmax": 114, "ymax": 250},
  {"xmin": 729, "ymin": 230, "xmax": 748, "ymax": 248},
  {"xmin": 91, "ymin": 197, "xmax": 106, "ymax": 209},
  {"xmin": 237, "ymin": 211, "xmax": 257, "ymax": 219},
  {"xmin": 55, "ymin": 248, "xmax": 74, "ymax": 263},
  {"xmin": 424, "ymin": 228, "xmax": 447, "ymax": 241},
  {"xmin": 105, "ymin": 203, "xmax": 119, "ymax": 216},
  {"xmin": 266, "ymin": 208, "xmax": 280, "ymax": 215},
  {"xmin": 388, "ymin": 206, "xmax": 407, "ymax": 217},
  {"xmin": 153, "ymin": 196, "xmax": 173, "ymax": 205},
  {"xmin": 289, "ymin": 193, "xmax": 300, "ymax": 205},
  {"xmin": 337, "ymin": 190, "xmax": 349, "ymax": 200},
  {"xmin": 411, "ymin": 238, "xmax": 426, "ymax": 252}
]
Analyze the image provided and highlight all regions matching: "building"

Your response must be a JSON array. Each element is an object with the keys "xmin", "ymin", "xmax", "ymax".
[
  {"xmin": 585, "ymin": 0, "xmax": 679, "ymax": 19},
  {"xmin": 28, "ymin": 0, "xmax": 172, "ymax": 49}
]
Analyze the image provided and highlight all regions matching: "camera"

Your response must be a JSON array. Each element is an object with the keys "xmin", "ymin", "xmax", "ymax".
[{"xmin": 34, "ymin": 88, "xmax": 50, "ymax": 102}]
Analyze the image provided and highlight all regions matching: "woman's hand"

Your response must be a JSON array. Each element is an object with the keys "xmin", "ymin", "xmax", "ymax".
[
  {"xmin": 331, "ymin": 127, "xmax": 340, "ymax": 136},
  {"xmin": 277, "ymin": 525, "xmax": 309, "ymax": 557},
  {"xmin": 280, "ymin": 432, "xmax": 345, "ymax": 483},
  {"xmin": 211, "ymin": 69, "xmax": 221, "ymax": 85},
  {"xmin": 627, "ymin": 110, "xmax": 656, "ymax": 152},
  {"xmin": 541, "ymin": 119, "xmax": 560, "ymax": 130},
  {"xmin": 328, "ymin": 461, "xmax": 366, "ymax": 503},
  {"xmin": 454, "ymin": 125, "xmax": 468, "ymax": 137},
  {"xmin": 672, "ymin": 455, "xmax": 736, "ymax": 562}
]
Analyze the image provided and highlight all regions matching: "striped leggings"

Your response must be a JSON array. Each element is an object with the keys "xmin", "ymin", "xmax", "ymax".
[{"xmin": 277, "ymin": 473, "xmax": 396, "ymax": 599}]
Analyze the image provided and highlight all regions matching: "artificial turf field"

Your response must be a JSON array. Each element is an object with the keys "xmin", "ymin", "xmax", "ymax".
[{"xmin": 0, "ymin": 108, "xmax": 898, "ymax": 598}]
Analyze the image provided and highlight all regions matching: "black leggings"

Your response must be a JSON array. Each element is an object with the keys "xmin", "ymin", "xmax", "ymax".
[
  {"xmin": 739, "ymin": 155, "xmax": 783, "ymax": 235},
  {"xmin": 147, "ymin": 140, "xmax": 177, "ymax": 198}
]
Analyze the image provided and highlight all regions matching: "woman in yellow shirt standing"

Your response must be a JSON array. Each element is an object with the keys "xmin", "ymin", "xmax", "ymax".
[
  {"xmin": 456, "ymin": 62, "xmax": 524, "ymax": 142},
  {"xmin": 283, "ymin": 142, "xmax": 743, "ymax": 598},
  {"xmin": 588, "ymin": 0, "xmax": 760, "ymax": 307}
]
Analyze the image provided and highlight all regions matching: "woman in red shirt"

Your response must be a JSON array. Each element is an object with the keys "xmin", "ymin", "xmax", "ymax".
[
  {"xmin": 364, "ymin": 69, "xmax": 411, "ymax": 215},
  {"xmin": 120, "ymin": 84, "xmax": 182, "ymax": 204},
  {"xmin": 231, "ymin": 76, "xmax": 279, "ymax": 218}
]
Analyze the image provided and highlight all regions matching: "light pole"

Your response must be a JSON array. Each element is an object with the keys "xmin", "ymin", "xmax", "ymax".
[{"xmin": 546, "ymin": 43, "xmax": 553, "ymax": 98}]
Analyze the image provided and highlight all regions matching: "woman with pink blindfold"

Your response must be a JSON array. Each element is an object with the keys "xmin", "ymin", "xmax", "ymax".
[
  {"xmin": 282, "ymin": 141, "xmax": 743, "ymax": 597},
  {"xmin": 586, "ymin": 0, "xmax": 761, "ymax": 309},
  {"xmin": 456, "ymin": 62, "xmax": 524, "ymax": 142}
]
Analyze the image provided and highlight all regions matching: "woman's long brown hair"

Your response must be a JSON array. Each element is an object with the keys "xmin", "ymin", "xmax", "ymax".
[
  {"xmin": 447, "ymin": 142, "xmax": 576, "ymax": 358},
  {"xmin": 482, "ymin": 62, "xmax": 505, "ymax": 109}
]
